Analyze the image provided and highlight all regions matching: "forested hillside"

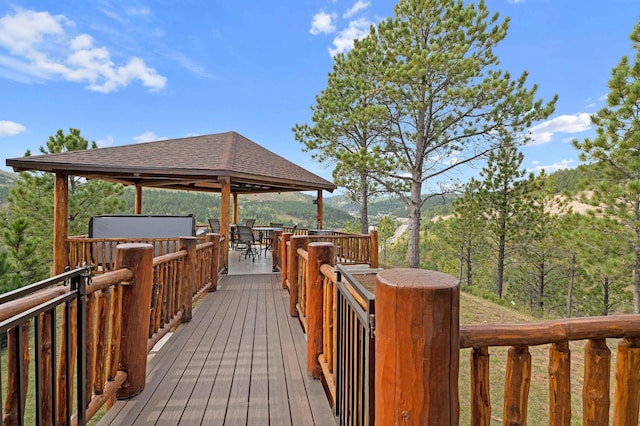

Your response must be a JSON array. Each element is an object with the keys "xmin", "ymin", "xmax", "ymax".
[{"xmin": 122, "ymin": 187, "xmax": 353, "ymax": 228}]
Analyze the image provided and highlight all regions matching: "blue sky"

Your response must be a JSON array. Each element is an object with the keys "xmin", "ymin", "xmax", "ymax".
[{"xmin": 0, "ymin": 0, "xmax": 639, "ymax": 186}]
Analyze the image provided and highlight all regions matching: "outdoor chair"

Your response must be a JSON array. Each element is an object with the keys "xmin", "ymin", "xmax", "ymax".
[
  {"xmin": 235, "ymin": 224, "xmax": 259, "ymax": 261},
  {"xmin": 208, "ymin": 218, "xmax": 220, "ymax": 233},
  {"xmin": 241, "ymin": 218, "xmax": 256, "ymax": 228}
]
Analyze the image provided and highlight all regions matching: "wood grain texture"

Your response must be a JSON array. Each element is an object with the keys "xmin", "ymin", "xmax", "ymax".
[
  {"xmin": 375, "ymin": 268, "xmax": 459, "ymax": 425},
  {"xmin": 583, "ymin": 339, "xmax": 611, "ymax": 426}
]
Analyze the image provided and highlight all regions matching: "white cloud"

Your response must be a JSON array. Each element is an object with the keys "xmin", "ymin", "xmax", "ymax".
[
  {"xmin": 528, "ymin": 159, "xmax": 575, "ymax": 173},
  {"xmin": 527, "ymin": 113, "xmax": 592, "ymax": 146},
  {"xmin": 0, "ymin": 120, "xmax": 26, "ymax": 136},
  {"xmin": 344, "ymin": 1, "xmax": 370, "ymax": 19},
  {"xmin": 310, "ymin": 11, "xmax": 336, "ymax": 35},
  {"xmin": 133, "ymin": 131, "xmax": 163, "ymax": 143},
  {"xmin": 508, "ymin": 0, "xmax": 526, "ymax": 3},
  {"xmin": 329, "ymin": 18, "xmax": 371, "ymax": 56},
  {"xmin": 0, "ymin": 8, "xmax": 166, "ymax": 93},
  {"xmin": 125, "ymin": 7, "xmax": 151, "ymax": 17},
  {"xmin": 96, "ymin": 135, "xmax": 113, "ymax": 148},
  {"xmin": 585, "ymin": 102, "xmax": 596, "ymax": 109}
]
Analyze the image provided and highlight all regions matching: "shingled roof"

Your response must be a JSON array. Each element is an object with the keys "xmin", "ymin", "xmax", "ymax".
[{"xmin": 6, "ymin": 131, "xmax": 336, "ymax": 194}]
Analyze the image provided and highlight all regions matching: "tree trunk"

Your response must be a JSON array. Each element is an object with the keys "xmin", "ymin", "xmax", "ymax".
[
  {"xmin": 497, "ymin": 232, "xmax": 505, "ymax": 298},
  {"xmin": 458, "ymin": 245, "xmax": 464, "ymax": 282},
  {"xmin": 538, "ymin": 254, "xmax": 545, "ymax": 310},
  {"xmin": 406, "ymin": 181, "xmax": 422, "ymax": 268},
  {"xmin": 567, "ymin": 252, "xmax": 575, "ymax": 317},
  {"xmin": 466, "ymin": 243, "xmax": 473, "ymax": 286},
  {"xmin": 635, "ymin": 247, "xmax": 640, "ymax": 313},
  {"xmin": 359, "ymin": 174, "xmax": 369, "ymax": 234}
]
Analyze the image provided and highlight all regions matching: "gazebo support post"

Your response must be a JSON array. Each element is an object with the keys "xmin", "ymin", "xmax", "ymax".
[
  {"xmin": 53, "ymin": 173, "xmax": 69, "ymax": 275},
  {"xmin": 220, "ymin": 176, "xmax": 231, "ymax": 271},
  {"xmin": 232, "ymin": 193, "xmax": 238, "ymax": 225},
  {"xmin": 134, "ymin": 184, "xmax": 142, "ymax": 214},
  {"xmin": 316, "ymin": 190, "xmax": 323, "ymax": 229}
]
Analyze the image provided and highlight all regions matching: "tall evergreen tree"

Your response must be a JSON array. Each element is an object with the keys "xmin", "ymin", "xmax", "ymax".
[
  {"xmin": 572, "ymin": 20, "xmax": 640, "ymax": 312},
  {"xmin": 293, "ymin": 37, "xmax": 385, "ymax": 234},
  {"xmin": 512, "ymin": 171, "xmax": 568, "ymax": 312},
  {"xmin": 4, "ymin": 128, "xmax": 126, "ymax": 280},
  {"xmin": 350, "ymin": 0, "xmax": 556, "ymax": 268},
  {"xmin": 477, "ymin": 138, "xmax": 532, "ymax": 297},
  {"xmin": 448, "ymin": 179, "xmax": 484, "ymax": 286}
]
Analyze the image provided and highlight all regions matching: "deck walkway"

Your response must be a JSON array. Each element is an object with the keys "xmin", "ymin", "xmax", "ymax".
[{"xmin": 99, "ymin": 272, "xmax": 334, "ymax": 425}]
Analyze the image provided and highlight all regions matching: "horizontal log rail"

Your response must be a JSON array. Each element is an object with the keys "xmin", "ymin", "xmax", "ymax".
[
  {"xmin": 2, "ymin": 233, "xmax": 222, "ymax": 425},
  {"xmin": 461, "ymin": 316, "xmax": 640, "ymax": 425}
]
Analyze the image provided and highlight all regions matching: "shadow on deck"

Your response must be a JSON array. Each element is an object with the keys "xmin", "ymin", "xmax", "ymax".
[{"xmin": 99, "ymin": 273, "xmax": 334, "ymax": 425}]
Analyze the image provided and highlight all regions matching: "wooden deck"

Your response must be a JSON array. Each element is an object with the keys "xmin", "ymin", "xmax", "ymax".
[{"xmin": 99, "ymin": 272, "xmax": 334, "ymax": 425}]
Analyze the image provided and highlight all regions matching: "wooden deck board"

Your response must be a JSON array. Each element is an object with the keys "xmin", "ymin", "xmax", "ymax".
[{"xmin": 100, "ymin": 273, "xmax": 333, "ymax": 425}]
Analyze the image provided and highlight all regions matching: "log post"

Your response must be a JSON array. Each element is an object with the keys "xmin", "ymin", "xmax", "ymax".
[
  {"xmin": 281, "ymin": 232, "xmax": 292, "ymax": 290},
  {"xmin": 375, "ymin": 268, "xmax": 460, "ymax": 425},
  {"xmin": 134, "ymin": 184, "xmax": 142, "ymax": 214},
  {"xmin": 53, "ymin": 173, "xmax": 69, "ymax": 275},
  {"xmin": 288, "ymin": 236, "xmax": 308, "ymax": 317},
  {"xmin": 206, "ymin": 233, "xmax": 220, "ymax": 292},
  {"xmin": 220, "ymin": 177, "xmax": 231, "ymax": 272},
  {"xmin": 316, "ymin": 190, "xmax": 323, "ymax": 229},
  {"xmin": 180, "ymin": 237, "xmax": 197, "ymax": 322},
  {"xmin": 503, "ymin": 345, "xmax": 531, "ymax": 425},
  {"xmin": 612, "ymin": 337, "xmax": 640, "ymax": 426},
  {"xmin": 470, "ymin": 346, "xmax": 491, "ymax": 426},
  {"xmin": 115, "ymin": 243, "xmax": 153, "ymax": 399},
  {"xmin": 583, "ymin": 339, "xmax": 610, "ymax": 425},
  {"xmin": 306, "ymin": 242, "xmax": 333, "ymax": 378},
  {"xmin": 369, "ymin": 229, "xmax": 379, "ymax": 269},
  {"xmin": 549, "ymin": 341, "xmax": 571, "ymax": 426},
  {"xmin": 271, "ymin": 230, "xmax": 281, "ymax": 272}
]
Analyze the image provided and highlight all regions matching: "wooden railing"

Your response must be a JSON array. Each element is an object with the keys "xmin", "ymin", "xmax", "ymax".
[
  {"xmin": 460, "ymin": 317, "xmax": 640, "ymax": 425},
  {"xmin": 1, "ymin": 234, "xmax": 221, "ymax": 425},
  {"xmin": 285, "ymin": 244, "xmax": 640, "ymax": 424},
  {"xmin": 273, "ymin": 230, "xmax": 378, "ymax": 276},
  {"xmin": 67, "ymin": 234, "xmax": 225, "ymax": 276}
]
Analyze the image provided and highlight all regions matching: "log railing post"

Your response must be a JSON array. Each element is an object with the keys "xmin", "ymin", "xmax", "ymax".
[
  {"xmin": 115, "ymin": 243, "xmax": 153, "ymax": 399},
  {"xmin": 281, "ymin": 233, "xmax": 292, "ymax": 289},
  {"xmin": 288, "ymin": 236, "xmax": 308, "ymax": 317},
  {"xmin": 272, "ymin": 230, "xmax": 282, "ymax": 272},
  {"xmin": 375, "ymin": 268, "xmax": 459, "ymax": 425},
  {"xmin": 613, "ymin": 337, "xmax": 640, "ymax": 426},
  {"xmin": 306, "ymin": 242, "xmax": 333, "ymax": 378},
  {"xmin": 549, "ymin": 341, "xmax": 571, "ymax": 426},
  {"xmin": 583, "ymin": 338, "xmax": 611, "ymax": 425},
  {"xmin": 503, "ymin": 345, "xmax": 532, "ymax": 424},
  {"xmin": 471, "ymin": 346, "xmax": 491, "ymax": 426},
  {"xmin": 180, "ymin": 237, "xmax": 197, "ymax": 322},
  {"xmin": 206, "ymin": 233, "xmax": 220, "ymax": 292},
  {"xmin": 369, "ymin": 229, "xmax": 379, "ymax": 268}
]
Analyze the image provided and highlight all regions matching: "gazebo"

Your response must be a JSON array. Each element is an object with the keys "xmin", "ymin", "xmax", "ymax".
[{"xmin": 6, "ymin": 131, "xmax": 336, "ymax": 274}]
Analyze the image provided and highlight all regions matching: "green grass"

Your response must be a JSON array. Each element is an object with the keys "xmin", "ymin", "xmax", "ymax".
[{"xmin": 458, "ymin": 291, "xmax": 618, "ymax": 425}]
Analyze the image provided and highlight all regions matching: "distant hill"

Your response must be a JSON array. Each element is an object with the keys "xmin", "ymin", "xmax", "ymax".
[
  {"xmin": 325, "ymin": 193, "xmax": 457, "ymax": 219},
  {"xmin": 123, "ymin": 188, "xmax": 353, "ymax": 229},
  {"xmin": 0, "ymin": 170, "xmax": 18, "ymax": 208}
]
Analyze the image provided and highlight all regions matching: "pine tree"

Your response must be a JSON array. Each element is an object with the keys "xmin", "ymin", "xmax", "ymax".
[
  {"xmin": 572, "ymin": 20, "xmax": 640, "ymax": 312},
  {"xmin": 3, "ymin": 129, "xmax": 126, "ymax": 280},
  {"xmin": 477, "ymin": 139, "xmax": 532, "ymax": 297}
]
